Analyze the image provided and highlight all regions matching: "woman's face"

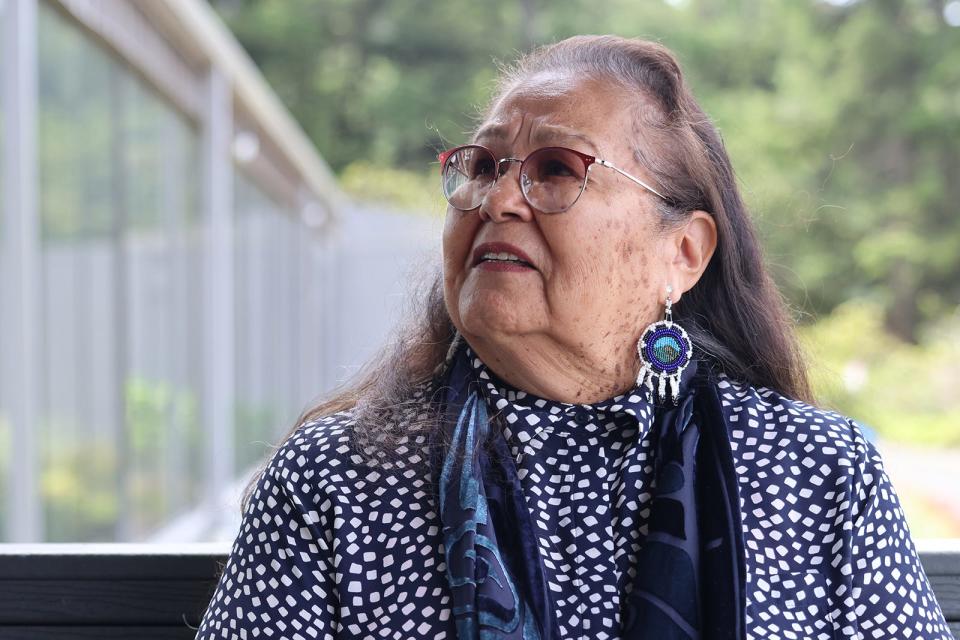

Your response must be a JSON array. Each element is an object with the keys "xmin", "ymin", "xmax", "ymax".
[{"xmin": 442, "ymin": 74, "xmax": 679, "ymax": 371}]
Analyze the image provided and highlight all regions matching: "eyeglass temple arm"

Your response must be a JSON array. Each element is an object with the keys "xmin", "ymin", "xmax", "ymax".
[{"xmin": 594, "ymin": 159, "xmax": 668, "ymax": 201}]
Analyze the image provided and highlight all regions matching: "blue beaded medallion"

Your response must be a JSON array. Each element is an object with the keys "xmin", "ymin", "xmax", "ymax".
[{"xmin": 636, "ymin": 318, "xmax": 692, "ymax": 404}]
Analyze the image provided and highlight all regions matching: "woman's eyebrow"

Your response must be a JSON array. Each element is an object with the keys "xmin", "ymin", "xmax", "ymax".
[{"xmin": 474, "ymin": 124, "xmax": 600, "ymax": 156}]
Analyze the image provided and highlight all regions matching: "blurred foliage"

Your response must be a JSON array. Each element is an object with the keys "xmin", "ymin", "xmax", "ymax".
[
  {"xmin": 30, "ymin": 377, "xmax": 282, "ymax": 540},
  {"xmin": 801, "ymin": 300, "xmax": 960, "ymax": 445},
  {"xmin": 37, "ymin": 377, "xmax": 203, "ymax": 541},
  {"xmin": 339, "ymin": 160, "xmax": 447, "ymax": 213},
  {"xmin": 213, "ymin": 0, "xmax": 960, "ymax": 348},
  {"xmin": 42, "ymin": 434, "xmax": 118, "ymax": 542}
]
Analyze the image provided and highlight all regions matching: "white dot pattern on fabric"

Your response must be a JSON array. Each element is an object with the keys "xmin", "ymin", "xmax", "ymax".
[
  {"xmin": 717, "ymin": 375, "xmax": 953, "ymax": 640},
  {"xmin": 466, "ymin": 346, "xmax": 659, "ymax": 639},
  {"xmin": 194, "ymin": 351, "xmax": 953, "ymax": 640}
]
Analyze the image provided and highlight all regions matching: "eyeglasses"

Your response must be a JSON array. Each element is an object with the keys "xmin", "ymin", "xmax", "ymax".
[{"xmin": 437, "ymin": 143, "xmax": 668, "ymax": 214}]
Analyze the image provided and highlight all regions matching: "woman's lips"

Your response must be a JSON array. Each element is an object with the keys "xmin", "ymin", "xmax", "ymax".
[
  {"xmin": 475, "ymin": 260, "xmax": 536, "ymax": 272},
  {"xmin": 471, "ymin": 242, "xmax": 536, "ymax": 268}
]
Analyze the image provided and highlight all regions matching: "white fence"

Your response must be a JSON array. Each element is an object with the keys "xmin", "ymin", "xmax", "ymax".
[{"xmin": 0, "ymin": 0, "xmax": 442, "ymax": 542}]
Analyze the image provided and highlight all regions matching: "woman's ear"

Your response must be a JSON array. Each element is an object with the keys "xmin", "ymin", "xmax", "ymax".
[{"xmin": 668, "ymin": 210, "xmax": 717, "ymax": 302}]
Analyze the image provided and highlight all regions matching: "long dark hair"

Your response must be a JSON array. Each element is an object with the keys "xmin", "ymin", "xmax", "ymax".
[{"xmin": 239, "ymin": 34, "xmax": 812, "ymax": 513}]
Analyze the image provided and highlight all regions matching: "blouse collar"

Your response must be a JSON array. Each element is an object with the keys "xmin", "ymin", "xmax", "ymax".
[{"xmin": 463, "ymin": 342, "xmax": 662, "ymax": 425}]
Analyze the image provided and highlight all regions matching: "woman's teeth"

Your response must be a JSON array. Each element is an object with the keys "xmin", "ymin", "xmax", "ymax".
[{"xmin": 482, "ymin": 252, "xmax": 525, "ymax": 263}]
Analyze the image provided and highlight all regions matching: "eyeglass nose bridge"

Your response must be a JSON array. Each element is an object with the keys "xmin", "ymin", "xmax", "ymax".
[
  {"xmin": 494, "ymin": 156, "xmax": 523, "ymax": 177},
  {"xmin": 491, "ymin": 156, "xmax": 536, "ymax": 196},
  {"xmin": 490, "ymin": 157, "xmax": 539, "ymax": 213}
]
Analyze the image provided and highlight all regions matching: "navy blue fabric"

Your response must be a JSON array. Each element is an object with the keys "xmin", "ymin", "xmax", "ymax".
[
  {"xmin": 435, "ymin": 341, "xmax": 555, "ymax": 639},
  {"xmin": 436, "ymin": 341, "xmax": 746, "ymax": 640},
  {"xmin": 621, "ymin": 359, "xmax": 746, "ymax": 640}
]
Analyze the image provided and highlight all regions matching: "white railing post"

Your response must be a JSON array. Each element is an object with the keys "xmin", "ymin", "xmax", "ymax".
[
  {"xmin": 1, "ymin": 0, "xmax": 42, "ymax": 543},
  {"xmin": 201, "ymin": 66, "xmax": 235, "ymax": 513}
]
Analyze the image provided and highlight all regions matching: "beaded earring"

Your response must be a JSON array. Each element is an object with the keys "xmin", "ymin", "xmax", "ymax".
[{"xmin": 635, "ymin": 285, "xmax": 693, "ymax": 405}]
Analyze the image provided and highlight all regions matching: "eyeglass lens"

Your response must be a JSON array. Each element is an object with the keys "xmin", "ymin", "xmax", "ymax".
[{"xmin": 441, "ymin": 146, "xmax": 587, "ymax": 213}]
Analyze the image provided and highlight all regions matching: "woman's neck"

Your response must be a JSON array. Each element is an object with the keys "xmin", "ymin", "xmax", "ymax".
[{"xmin": 461, "ymin": 332, "xmax": 641, "ymax": 404}]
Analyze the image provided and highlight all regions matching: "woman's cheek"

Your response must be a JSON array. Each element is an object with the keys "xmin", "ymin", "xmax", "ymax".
[
  {"xmin": 548, "ymin": 254, "xmax": 598, "ymax": 305},
  {"xmin": 441, "ymin": 219, "xmax": 469, "ymax": 281}
]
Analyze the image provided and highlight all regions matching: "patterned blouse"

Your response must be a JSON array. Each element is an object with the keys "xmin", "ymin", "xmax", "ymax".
[{"xmin": 195, "ymin": 345, "xmax": 953, "ymax": 639}]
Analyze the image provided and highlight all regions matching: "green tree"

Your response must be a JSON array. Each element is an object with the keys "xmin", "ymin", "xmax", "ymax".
[{"xmin": 212, "ymin": 0, "xmax": 960, "ymax": 342}]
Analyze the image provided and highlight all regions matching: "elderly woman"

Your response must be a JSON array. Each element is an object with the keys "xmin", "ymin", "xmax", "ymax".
[{"xmin": 195, "ymin": 35, "xmax": 952, "ymax": 640}]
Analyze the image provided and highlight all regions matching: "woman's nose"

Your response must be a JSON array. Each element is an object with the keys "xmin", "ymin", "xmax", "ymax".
[{"xmin": 478, "ymin": 160, "xmax": 534, "ymax": 222}]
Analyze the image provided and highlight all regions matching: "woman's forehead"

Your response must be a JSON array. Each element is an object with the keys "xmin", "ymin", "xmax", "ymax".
[
  {"xmin": 473, "ymin": 120, "xmax": 601, "ymax": 156},
  {"xmin": 473, "ymin": 76, "xmax": 631, "ymax": 156}
]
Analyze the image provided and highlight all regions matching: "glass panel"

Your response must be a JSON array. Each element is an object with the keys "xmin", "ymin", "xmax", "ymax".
[
  {"xmin": 0, "ymin": 0, "xmax": 8, "ymax": 540},
  {"xmin": 233, "ymin": 171, "xmax": 303, "ymax": 475},
  {"xmin": 37, "ymin": 2, "xmax": 203, "ymax": 542}
]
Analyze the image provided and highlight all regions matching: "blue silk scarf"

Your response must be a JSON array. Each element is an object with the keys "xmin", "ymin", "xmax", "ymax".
[{"xmin": 434, "ymin": 341, "xmax": 747, "ymax": 640}]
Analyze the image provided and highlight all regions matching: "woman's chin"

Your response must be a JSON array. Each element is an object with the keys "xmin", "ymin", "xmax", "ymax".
[{"xmin": 458, "ymin": 297, "xmax": 538, "ymax": 339}]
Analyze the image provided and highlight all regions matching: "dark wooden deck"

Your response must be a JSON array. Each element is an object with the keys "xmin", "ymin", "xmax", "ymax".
[
  {"xmin": 0, "ymin": 542, "xmax": 957, "ymax": 638},
  {"xmin": 0, "ymin": 544, "xmax": 223, "ymax": 639}
]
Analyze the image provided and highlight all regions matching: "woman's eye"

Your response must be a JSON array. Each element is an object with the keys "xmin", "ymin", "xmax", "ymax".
[
  {"xmin": 470, "ymin": 159, "xmax": 495, "ymax": 178},
  {"xmin": 543, "ymin": 160, "xmax": 574, "ymax": 177}
]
